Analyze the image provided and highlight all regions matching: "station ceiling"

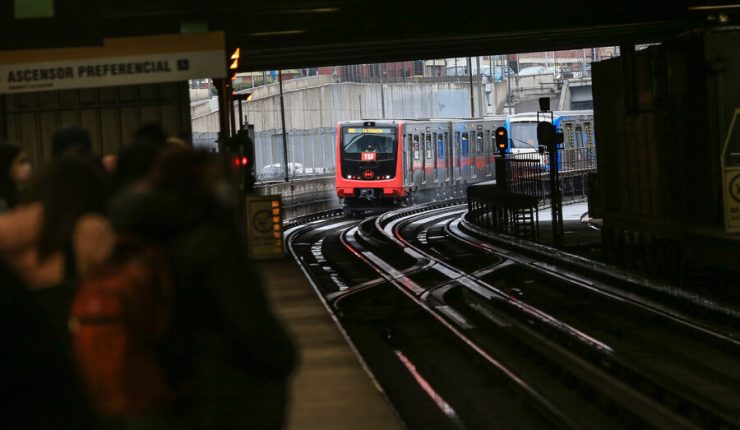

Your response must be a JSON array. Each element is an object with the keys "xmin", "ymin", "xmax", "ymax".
[{"xmin": 1, "ymin": 0, "xmax": 737, "ymax": 70}]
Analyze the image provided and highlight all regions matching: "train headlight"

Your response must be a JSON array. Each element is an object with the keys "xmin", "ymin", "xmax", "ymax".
[
  {"xmin": 346, "ymin": 175, "xmax": 353, "ymax": 179},
  {"xmin": 385, "ymin": 175, "xmax": 391, "ymax": 179}
]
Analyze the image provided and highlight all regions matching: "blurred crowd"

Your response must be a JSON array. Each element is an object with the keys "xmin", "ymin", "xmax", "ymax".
[{"xmin": 0, "ymin": 124, "xmax": 295, "ymax": 430}]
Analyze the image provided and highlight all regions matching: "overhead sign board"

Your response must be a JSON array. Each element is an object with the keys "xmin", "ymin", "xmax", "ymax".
[
  {"xmin": 0, "ymin": 32, "xmax": 225, "ymax": 94},
  {"xmin": 246, "ymin": 195, "xmax": 285, "ymax": 259}
]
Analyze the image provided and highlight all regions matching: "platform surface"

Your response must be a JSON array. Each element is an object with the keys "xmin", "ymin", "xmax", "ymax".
[{"xmin": 255, "ymin": 257, "xmax": 404, "ymax": 430}]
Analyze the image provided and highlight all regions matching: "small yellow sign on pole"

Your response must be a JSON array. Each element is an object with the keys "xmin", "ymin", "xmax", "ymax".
[
  {"xmin": 246, "ymin": 194, "xmax": 284, "ymax": 259},
  {"xmin": 721, "ymin": 109, "xmax": 740, "ymax": 234}
]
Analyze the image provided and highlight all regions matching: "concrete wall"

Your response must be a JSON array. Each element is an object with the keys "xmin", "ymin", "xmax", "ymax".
[
  {"xmin": 191, "ymin": 74, "xmax": 593, "ymax": 134},
  {"xmin": 243, "ymin": 80, "xmax": 488, "ymax": 133}
]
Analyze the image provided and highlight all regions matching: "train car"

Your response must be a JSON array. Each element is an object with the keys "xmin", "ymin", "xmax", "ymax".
[
  {"xmin": 335, "ymin": 118, "xmax": 503, "ymax": 214},
  {"xmin": 504, "ymin": 110, "xmax": 595, "ymax": 171}
]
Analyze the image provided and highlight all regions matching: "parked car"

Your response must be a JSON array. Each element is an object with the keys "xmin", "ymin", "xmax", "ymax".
[
  {"xmin": 261, "ymin": 162, "xmax": 305, "ymax": 176},
  {"xmin": 517, "ymin": 66, "xmax": 552, "ymax": 76}
]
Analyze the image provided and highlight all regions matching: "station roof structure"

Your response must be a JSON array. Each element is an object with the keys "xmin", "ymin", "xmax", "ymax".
[{"xmin": 1, "ymin": 0, "xmax": 738, "ymax": 70}]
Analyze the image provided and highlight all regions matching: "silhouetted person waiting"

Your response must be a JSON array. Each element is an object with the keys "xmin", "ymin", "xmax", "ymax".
[
  {"xmin": 0, "ymin": 260, "xmax": 98, "ymax": 430},
  {"xmin": 0, "ymin": 142, "xmax": 32, "ymax": 213},
  {"xmin": 109, "ymin": 147, "xmax": 296, "ymax": 429},
  {"xmin": 52, "ymin": 125, "xmax": 94, "ymax": 159}
]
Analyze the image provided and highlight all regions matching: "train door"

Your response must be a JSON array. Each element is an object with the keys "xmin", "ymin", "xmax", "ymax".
[
  {"xmin": 470, "ymin": 130, "xmax": 478, "ymax": 179},
  {"xmin": 412, "ymin": 133, "xmax": 420, "ymax": 185},
  {"xmin": 574, "ymin": 125, "xmax": 583, "ymax": 168},
  {"xmin": 432, "ymin": 132, "xmax": 444, "ymax": 182},
  {"xmin": 425, "ymin": 133, "xmax": 433, "ymax": 184},
  {"xmin": 420, "ymin": 133, "xmax": 426, "ymax": 184},
  {"xmin": 584, "ymin": 121, "xmax": 595, "ymax": 167},
  {"xmin": 444, "ymin": 131, "xmax": 452, "ymax": 182},
  {"xmin": 431, "ymin": 133, "xmax": 439, "ymax": 182},
  {"xmin": 484, "ymin": 128, "xmax": 492, "ymax": 176},
  {"xmin": 461, "ymin": 131, "xmax": 469, "ymax": 180},
  {"xmin": 454, "ymin": 131, "xmax": 461, "ymax": 180},
  {"xmin": 564, "ymin": 122, "xmax": 574, "ymax": 172},
  {"xmin": 404, "ymin": 133, "xmax": 411, "ymax": 186}
]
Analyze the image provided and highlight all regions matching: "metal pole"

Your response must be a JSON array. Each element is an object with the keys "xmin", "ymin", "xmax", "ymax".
[
  {"xmin": 492, "ymin": 56, "xmax": 498, "ymax": 114},
  {"xmin": 380, "ymin": 63, "xmax": 386, "ymax": 119},
  {"xmin": 476, "ymin": 56, "xmax": 484, "ymax": 116},
  {"xmin": 549, "ymin": 143, "xmax": 563, "ymax": 245},
  {"xmin": 213, "ymin": 77, "xmax": 229, "ymax": 153},
  {"xmin": 279, "ymin": 69, "xmax": 289, "ymax": 182},
  {"xmin": 237, "ymin": 97, "xmax": 244, "ymax": 130},
  {"xmin": 581, "ymin": 49, "xmax": 586, "ymax": 77},
  {"xmin": 468, "ymin": 56, "xmax": 474, "ymax": 117},
  {"xmin": 506, "ymin": 56, "xmax": 512, "ymax": 115}
]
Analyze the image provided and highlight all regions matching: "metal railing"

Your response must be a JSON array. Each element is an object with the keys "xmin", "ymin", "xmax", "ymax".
[{"xmin": 503, "ymin": 146, "xmax": 597, "ymax": 204}]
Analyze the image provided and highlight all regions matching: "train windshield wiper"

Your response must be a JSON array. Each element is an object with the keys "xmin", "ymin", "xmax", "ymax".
[
  {"xmin": 343, "ymin": 135, "xmax": 364, "ymax": 151},
  {"xmin": 511, "ymin": 138, "xmax": 538, "ymax": 149}
]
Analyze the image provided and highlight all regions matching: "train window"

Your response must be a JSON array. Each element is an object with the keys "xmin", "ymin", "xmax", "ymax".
[
  {"xmin": 437, "ymin": 134, "xmax": 444, "ymax": 158},
  {"xmin": 413, "ymin": 134, "xmax": 420, "ymax": 160},
  {"xmin": 575, "ymin": 126, "xmax": 583, "ymax": 148},
  {"xmin": 461, "ymin": 132, "xmax": 469, "ymax": 156},
  {"xmin": 476, "ymin": 132, "xmax": 483, "ymax": 153},
  {"xmin": 342, "ymin": 127, "xmax": 397, "ymax": 153},
  {"xmin": 425, "ymin": 134, "xmax": 432, "ymax": 159}
]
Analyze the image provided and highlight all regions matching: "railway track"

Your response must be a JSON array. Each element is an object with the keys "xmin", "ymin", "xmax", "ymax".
[{"xmin": 285, "ymin": 204, "xmax": 740, "ymax": 429}]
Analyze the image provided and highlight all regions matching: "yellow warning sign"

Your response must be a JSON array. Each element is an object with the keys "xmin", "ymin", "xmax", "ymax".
[
  {"xmin": 246, "ymin": 195, "xmax": 284, "ymax": 259},
  {"xmin": 721, "ymin": 109, "xmax": 740, "ymax": 234},
  {"xmin": 723, "ymin": 169, "xmax": 740, "ymax": 233}
]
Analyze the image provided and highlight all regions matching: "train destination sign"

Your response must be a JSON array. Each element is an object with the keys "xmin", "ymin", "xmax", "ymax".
[
  {"xmin": 0, "ymin": 32, "xmax": 225, "ymax": 94},
  {"xmin": 347, "ymin": 128, "xmax": 392, "ymax": 134}
]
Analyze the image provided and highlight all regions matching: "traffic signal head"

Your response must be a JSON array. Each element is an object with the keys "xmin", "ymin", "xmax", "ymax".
[
  {"xmin": 537, "ymin": 121, "xmax": 564, "ymax": 149},
  {"xmin": 228, "ymin": 131, "xmax": 255, "ymax": 168},
  {"xmin": 495, "ymin": 127, "xmax": 508, "ymax": 154},
  {"xmin": 232, "ymin": 155, "xmax": 249, "ymax": 168}
]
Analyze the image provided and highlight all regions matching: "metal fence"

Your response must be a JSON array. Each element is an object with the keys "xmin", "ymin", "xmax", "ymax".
[
  {"xmin": 255, "ymin": 127, "xmax": 336, "ymax": 181},
  {"xmin": 504, "ymin": 147, "xmax": 597, "ymax": 204}
]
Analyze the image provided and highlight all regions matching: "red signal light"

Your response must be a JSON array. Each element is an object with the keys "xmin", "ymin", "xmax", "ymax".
[{"xmin": 232, "ymin": 156, "xmax": 249, "ymax": 168}]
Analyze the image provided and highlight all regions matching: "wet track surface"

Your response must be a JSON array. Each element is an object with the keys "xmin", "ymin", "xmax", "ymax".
[{"xmin": 286, "ymin": 204, "xmax": 740, "ymax": 429}]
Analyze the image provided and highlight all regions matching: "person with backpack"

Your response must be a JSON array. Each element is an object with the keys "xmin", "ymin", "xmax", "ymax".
[{"xmin": 86, "ymin": 145, "xmax": 296, "ymax": 429}]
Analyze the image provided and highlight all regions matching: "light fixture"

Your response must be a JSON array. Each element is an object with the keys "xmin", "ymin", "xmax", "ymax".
[
  {"xmin": 688, "ymin": 4, "xmax": 740, "ymax": 11},
  {"xmin": 250, "ymin": 30, "xmax": 305, "ymax": 37}
]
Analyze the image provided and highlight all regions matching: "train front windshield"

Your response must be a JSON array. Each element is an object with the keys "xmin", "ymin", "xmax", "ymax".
[
  {"xmin": 509, "ymin": 122, "xmax": 539, "ymax": 150},
  {"xmin": 342, "ymin": 127, "xmax": 397, "ymax": 155},
  {"xmin": 340, "ymin": 127, "xmax": 398, "ymax": 180}
]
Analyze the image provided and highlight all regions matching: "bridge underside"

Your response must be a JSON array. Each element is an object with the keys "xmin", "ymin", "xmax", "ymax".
[{"xmin": 1, "ymin": 1, "xmax": 733, "ymax": 70}]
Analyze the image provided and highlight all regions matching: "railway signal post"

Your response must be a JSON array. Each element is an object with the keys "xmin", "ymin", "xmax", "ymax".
[
  {"xmin": 537, "ymin": 98, "xmax": 565, "ymax": 246},
  {"xmin": 495, "ymin": 127, "xmax": 509, "ymax": 189}
]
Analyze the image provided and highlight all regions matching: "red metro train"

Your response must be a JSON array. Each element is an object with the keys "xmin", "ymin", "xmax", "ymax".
[{"xmin": 335, "ymin": 118, "xmax": 504, "ymax": 214}]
